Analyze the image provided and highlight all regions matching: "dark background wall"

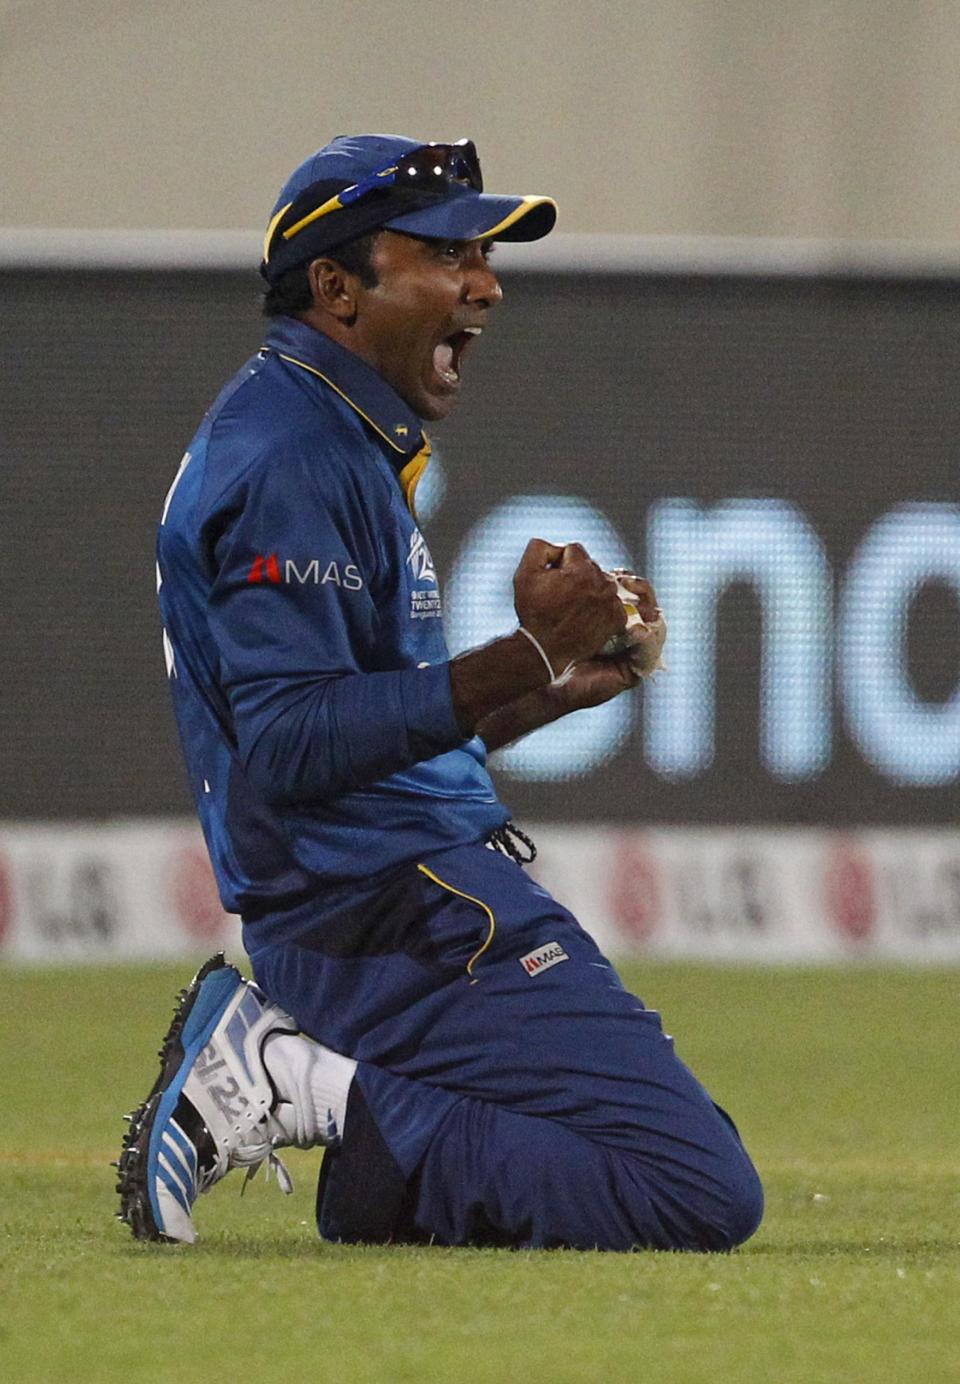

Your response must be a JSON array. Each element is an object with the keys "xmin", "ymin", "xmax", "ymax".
[{"xmin": 3, "ymin": 267, "xmax": 958, "ymax": 823}]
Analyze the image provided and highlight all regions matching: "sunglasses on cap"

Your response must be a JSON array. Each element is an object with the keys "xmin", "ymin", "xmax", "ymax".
[{"xmin": 264, "ymin": 140, "xmax": 484, "ymax": 263}]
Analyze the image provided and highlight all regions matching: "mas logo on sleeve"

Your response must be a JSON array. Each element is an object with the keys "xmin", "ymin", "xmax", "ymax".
[
  {"xmin": 518, "ymin": 941, "xmax": 570, "ymax": 977},
  {"xmin": 247, "ymin": 553, "xmax": 364, "ymax": 589}
]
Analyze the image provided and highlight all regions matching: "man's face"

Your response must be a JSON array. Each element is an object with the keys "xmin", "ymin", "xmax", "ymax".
[{"xmin": 351, "ymin": 231, "xmax": 503, "ymax": 421}]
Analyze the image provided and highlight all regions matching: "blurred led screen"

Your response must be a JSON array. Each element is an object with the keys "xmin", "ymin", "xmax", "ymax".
[{"xmin": 3, "ymin": 268, "xmax": 959, "ymax": 823}]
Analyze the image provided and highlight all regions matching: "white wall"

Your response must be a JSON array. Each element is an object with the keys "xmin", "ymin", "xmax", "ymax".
[{"xmin": 3, "ymin": 0, "xmax": 960, "ymax": 242}]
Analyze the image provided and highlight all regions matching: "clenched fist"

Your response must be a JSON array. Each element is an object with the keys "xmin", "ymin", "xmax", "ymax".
[{"xmin": 513, "ymin": 540, "xmax": 627, "ymax": 678}]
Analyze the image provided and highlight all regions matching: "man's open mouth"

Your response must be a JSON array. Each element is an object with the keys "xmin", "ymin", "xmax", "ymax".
[{"xmin": 432, "ymin": 327, "xmax": 482, "ymax": 386}]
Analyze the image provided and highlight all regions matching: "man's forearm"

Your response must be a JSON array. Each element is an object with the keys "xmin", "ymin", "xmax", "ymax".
[
  {"xmin": 448, "ymin": 631, "xmax": 551, "ymax": 733},
  {"xmin": 476, "ymin": 648, "xmax": 652, "ymax": 752},
  {"xmin": 475, "ymin": 685, "xmax": 565, "ymax": 753}
]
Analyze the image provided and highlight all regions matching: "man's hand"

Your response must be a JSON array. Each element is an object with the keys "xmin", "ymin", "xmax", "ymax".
[
  {"xmin": 603, "ymin": 571, "xmax": 667, "ymax": 677},
  {"xmin": 473, "ymin": 573, "xmax": 667, "ymax": 751},
  {"xmin": 547, "ymin": 652, "xmax": 641, "ymax": 710},
  {"xmin": 449, "ymin": 543, "xmax": 661, "ymax": 737},
  {"xmin": 538, "ymin": 574, "xmax": 665, "ymax": 713},
  {"xmin": 513, "ymin": 539, "xmax": 627, "ymax": 677},
  {"xmin": 475, "ymin": 652, "xmax": 637, "ymax": 753}
]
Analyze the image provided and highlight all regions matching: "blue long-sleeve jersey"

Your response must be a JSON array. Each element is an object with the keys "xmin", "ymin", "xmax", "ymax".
[{"xmin": 157, "ymin": 316, "xmax": 508, "ymax": 944}]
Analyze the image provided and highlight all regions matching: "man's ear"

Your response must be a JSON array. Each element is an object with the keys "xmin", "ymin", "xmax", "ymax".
[{"xmin": 307, "ymin": 257, "xmax": 360, "ymax": 324}]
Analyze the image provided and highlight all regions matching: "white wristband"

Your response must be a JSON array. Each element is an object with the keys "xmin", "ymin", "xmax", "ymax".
[{"xmin": 517, "ymin": 626, "xmax": 576, "ymax": 688}]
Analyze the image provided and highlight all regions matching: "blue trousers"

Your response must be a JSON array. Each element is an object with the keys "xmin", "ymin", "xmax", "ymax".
[{"xmin": 246, "ymin": 842, "xmax": 763, "ymax": 1251}]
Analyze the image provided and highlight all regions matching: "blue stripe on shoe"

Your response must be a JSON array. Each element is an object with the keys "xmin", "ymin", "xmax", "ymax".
[
  {"xmin": 159, "ymin": 1149, "xmax": 192, "ymax": 1206},
  {"xmin": 225, "ymin": 1011, "xmax": 254, "ymax": 1085},
  {"xmin": 146, "ymin": 967, "xmax": 243, "ymax": 1235},
  {"xmin": 166, "ymin": 1118, "xmax": 198, "ymax": 1180},
  {"xmin": 226, "ymin": 988, "xmax": 266, "ymax": 1084},
  {"xmin": 161, "ymin": 1131, "xmax": 196, "ymax": 1194},
  {"xmin": 157, "ymin": 1158, "xmax": 192, "ymax": 1216},
  {"xmin": 238, "ymin": 988, "xmax": 264, "ymax": 1026}
]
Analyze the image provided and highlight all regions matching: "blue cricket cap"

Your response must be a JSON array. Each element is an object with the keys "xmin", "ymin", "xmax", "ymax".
[{"xmin": 260, "ymin": 133, "xmax": 557, "ymax": 283}]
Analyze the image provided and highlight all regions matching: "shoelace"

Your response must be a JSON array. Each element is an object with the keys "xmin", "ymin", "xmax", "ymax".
[
  {"xmin": 240, "ymin": 1149, "xmax": 294, "ymax": 1198},
  {"xmin": 197, "ymin": 1162, "xmax": 221, "ymax": 1195}
]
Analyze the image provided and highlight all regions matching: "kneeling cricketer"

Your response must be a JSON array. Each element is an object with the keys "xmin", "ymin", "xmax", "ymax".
[{"xmin": 116, "ymin": 132, "xmax": 762, "ymax": 1253}]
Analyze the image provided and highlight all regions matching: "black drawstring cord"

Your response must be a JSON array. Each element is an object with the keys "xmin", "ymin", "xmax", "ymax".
[{"xmin": 487, "ymin": 821, "xmax": 537, "ymax": 865}]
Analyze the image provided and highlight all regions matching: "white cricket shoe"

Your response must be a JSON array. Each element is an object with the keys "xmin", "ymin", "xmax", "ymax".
[{"xmin": 115, "ymin": 954, "xmax": 299, "ymax": 1243}]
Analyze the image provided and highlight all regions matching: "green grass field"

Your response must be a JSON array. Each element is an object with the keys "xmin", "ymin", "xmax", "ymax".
[{"xmin": 2, "ymin": 961, "xmax": 958, "ymax": 1383}]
